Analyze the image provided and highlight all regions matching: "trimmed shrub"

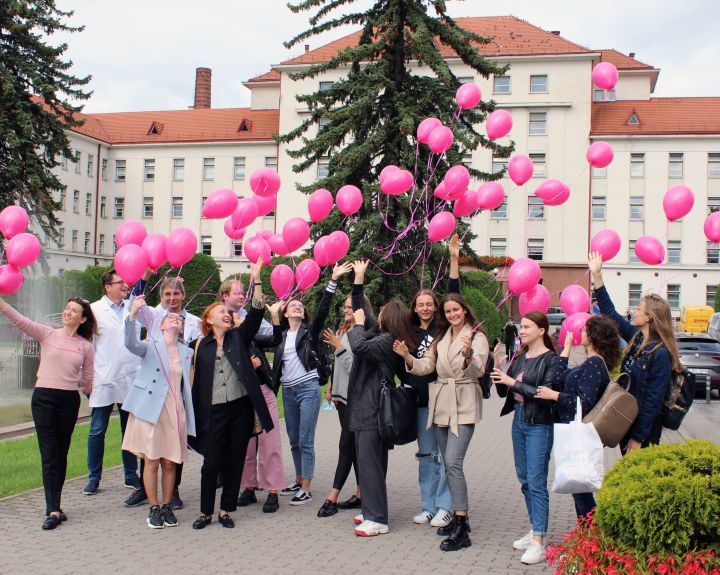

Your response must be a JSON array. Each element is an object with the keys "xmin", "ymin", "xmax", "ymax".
[{"xmin": 461, "ymin": 284, "xmax": 503, "ymax": 344}]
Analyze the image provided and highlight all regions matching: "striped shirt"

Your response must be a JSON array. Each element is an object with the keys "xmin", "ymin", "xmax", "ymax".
[{"xmin": 280, "ymin": 330, "xmax": 319, "ymax": 387}]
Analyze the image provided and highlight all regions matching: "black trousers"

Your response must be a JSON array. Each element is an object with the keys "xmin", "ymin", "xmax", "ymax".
[
  {"xmin": 355, "ymin": 428, "xmax": 389, "ymax": 524},
  {"xmin": 31, "ymin": 388, "xmax": 80, "ymax": 514},
  {"xmin": 139, "ymin": 457, "xmax": 183, "ymax": 488},
  {"xmin": 200, "ymin": 396, "xmax": 254, "ymax": 515},
  {"xmin": 332, "ymin": 402, "xmax": 359, "ymax": 491},
  {"xmin": 506, "ymin": 342, "xmax": 514, "ymax": 360}
]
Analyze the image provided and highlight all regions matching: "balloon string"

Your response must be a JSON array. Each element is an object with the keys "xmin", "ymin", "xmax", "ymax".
[{"xmin": 184, "ymin": 263, "xmax": 223, "ymax": 311}]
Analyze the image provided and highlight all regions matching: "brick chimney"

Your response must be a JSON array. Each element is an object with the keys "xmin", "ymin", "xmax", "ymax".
[
  {"xmin": 550, "ymin": 30, "xmax": 560, "ymax": 35},
  {"xmin": 629, "ymin": 52, "xmax": 636, "ymax": 58},
  {"xmin": 194, "ymin": 67, "xmax": 212, "ymax": 109}
]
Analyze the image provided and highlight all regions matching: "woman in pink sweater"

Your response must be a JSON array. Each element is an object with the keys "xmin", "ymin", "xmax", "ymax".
[{"xmin": 0, "ymin": 297, "xmax": 96, "ymax": 530}]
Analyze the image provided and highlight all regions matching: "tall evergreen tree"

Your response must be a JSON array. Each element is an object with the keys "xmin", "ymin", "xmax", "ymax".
[
  {"xmin": 280, "ymin": 0, "xmax": 513, "ymax": 307},
  {"xmin": 0, "ymin": 1, "xmax": 91, "ymax": 242}
]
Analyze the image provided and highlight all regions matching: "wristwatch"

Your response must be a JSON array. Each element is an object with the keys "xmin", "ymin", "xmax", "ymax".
[{"xmin": 462, "ymin": 347, "xmax": 474, "ymax": 359}]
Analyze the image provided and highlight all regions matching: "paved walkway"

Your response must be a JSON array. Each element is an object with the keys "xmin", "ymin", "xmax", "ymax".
[{"xmin": 0, "ymin": 393, "xmax": 702, "ymax": 575}]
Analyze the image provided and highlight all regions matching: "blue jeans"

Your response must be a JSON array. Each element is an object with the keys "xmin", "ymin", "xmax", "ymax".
[
  {"xmin": 416, "ymin": 407, "xmax": 453, "ymax": 514},
  {"xmin": 572, "ymin": 492, "xmax": 596, "ymax": 519},
  {"xmin": 511, "ymin": 405, "xmax": 553, "ymax": 536},
  {"xmin": 87, "ymin": 404, "xmax": 138, "ymax": 483},
  {"xmin": 282, "ymin": 380, "xmax": 321, "ymax": 480}
]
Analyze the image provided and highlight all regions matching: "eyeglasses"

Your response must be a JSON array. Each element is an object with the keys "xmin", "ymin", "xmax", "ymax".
[
  {"xmin": 107, "ymin": 280, "xmax": 128, "ymax": 286},
  {"xmin": 289, "ymin": 304, "xmax": 304, "ymax": 311}
]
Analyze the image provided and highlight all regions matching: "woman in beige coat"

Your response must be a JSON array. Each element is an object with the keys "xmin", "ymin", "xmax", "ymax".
[{"xmin": 393, "ymin": 293, "xmax": 488, "ymax": 552}]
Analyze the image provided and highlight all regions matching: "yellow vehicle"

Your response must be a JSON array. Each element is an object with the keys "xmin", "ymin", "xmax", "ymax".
[{"xmin": 678, "ymin": 305, "xmax": 715, "ymax": 333}]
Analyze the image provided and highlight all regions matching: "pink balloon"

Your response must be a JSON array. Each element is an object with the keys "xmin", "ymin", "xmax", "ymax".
[
  {"xmin": 256, "ymin": 230, "xmax": 271, "ymax": 240},
  {"xmin": 326, "ymin": 231, "xmax": 350, "ymax": 265},
  {"xmin": 223, "ymin": 220, "xmax": 246, "ymax": 240},
  {"xmin": 433, "ymin": 181, "xmax": 461, "ymax": 202},
  {"xmin": 381, "ymin": 169, "xmax": 414, "ymax": 195},
  {"xmin": 5, "ymin": 233, "xmax": 41, "ymax": 267},
  {"xmin": 507, "ymin": 155, "xmax": 533, "ymax": 186},
  {"xmin": 634, "ymin": 236, "xmax": 665, "ymax": 266},
  {"xmin": 476, "ymin": 182, "xmax": 505, "ymax": 210},
  {"xmin": 282, "ymin": 217, "xmax": 310, "ymax": 252},
  {"xmin": 115, "ymin": 220, "xmax": 147, "ymax": 249},
  {"xmin": 378, "ymin": 165, "xmax": 399, "ymax": 185},
  {"xmin": 560, "ymin": 285, "xmax": 590, "ymax": 316},
  {"xmin": 0, "ymin": 265, "xmax": 24, "ymax": 295},
  {"xmin": 268, "ymin": 233, "xmax": 291, "ymax": 256},
  {"xmin": 336, "ymin": 185, "xmax": 363, "ymax": 216},
  {"xmin": 307, "ymin": 188, "xmax": 334, "ymax": 222},
  {"xmin": 704, "ymin": 212, "xmax": 720, "ymax": 243},
  {"xmin": 243, "ymin": 237, "xmax": 271, "ymax": 266},
  {"xmin": 141, "ymin": 233, "xmax": 168, "ymax": 271},
  {"xmin": 295, "ymin": 259, "xmax": 321, "ymax": 291},
  {"xmin": 166, "ymin": 228, "xmax": 197, "ymax": 267},
  {"xmin": 114, "ymin": 244, "xmax": 148, "ymax": 285},
  {"xmin": 270, "ymin": 264, "xmax": 295, "ymax": 299},
  {"xmin": 453, "ymin": 189, "xmax": 479, "ymax": 218},
  {"xmin": 253, "ymin": 193, "xmax": 277, "ymax": 217},
  {"xmin": 231, "ymin": 198, "xmax": 259, "ymax": 230},
  {"xmin": 417, "ymin": 118, "xmax": 443, "ymax": 144},
  {"xmin": 560, "ymin": 312, "xmax": 592, "ymax": 346},
  {"xmin": 455, "ymin": 83, "xmax": 481, "ymax": 110},
  {"xmin": 427, "ymin": 126, "xmax": 454, "ymax": 154},
  {"xmin": 0, "ymin": 206, "xmax": 29, "ymax": 239},
  {"xmin": 592, "ymin": 62, "xmax": 619, "ymax": 91},
  {"xmin": 586, "ymin": 141, "xmax": 614, "ymax": 168},
  {"xmin": 427, "ymin": 212, "xmax": 456, "ymax": 243},
  {"xmin": 519, "ymin": 284, "xmax": 551, "ymax": 316},
  {"xmin": 590, "ymin": 229, "xmax": 622, "ymax": 262},
  {"xmin": 535, "ymin": 179, "xmax": 570, "ymax": 206},
  {"xmin": 486, "ymin": 109, "xmax": 513, "ymax": 140},
  {"xmin": 313, "ymin": 235, "xmax": 330, "ymax": 266},
  {"xmin": 202, "ymin": 188, "xmax": 238, "ymax": 219},
  {"xmin": 249, "ymin": 168, "xmax": 281, "ymax": 197},
  {"xmin": 507, "ymin": 258, "xmax": 541, "ymax": 295},
  {"xmin": 443, "ymin": 165, "xmax": 471, "ymax": 199},
  {"xmin": 663, "ymin": 185, "xmax": 694, "ymax": 222}
]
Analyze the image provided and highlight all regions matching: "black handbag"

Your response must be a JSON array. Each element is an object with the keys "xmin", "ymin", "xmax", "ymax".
[{"xmin": 377, "ymin": 376, "xmax": 418, "ymax": 446}]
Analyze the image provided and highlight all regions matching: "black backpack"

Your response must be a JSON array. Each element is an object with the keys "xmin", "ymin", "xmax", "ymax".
[{"xmin": 662, "ymin": 368, "xmax": 695, "ymax": 430}]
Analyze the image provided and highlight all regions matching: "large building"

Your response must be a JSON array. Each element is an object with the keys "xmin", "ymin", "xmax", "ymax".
[{"xmin": 47, "ymin": 15, "xmax": 720, "ymax": 313}]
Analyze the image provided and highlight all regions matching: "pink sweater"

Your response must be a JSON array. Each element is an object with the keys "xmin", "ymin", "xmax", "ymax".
[{"xmin": 3, "ymin": 306, "xmax": 94, "ymax": 392}]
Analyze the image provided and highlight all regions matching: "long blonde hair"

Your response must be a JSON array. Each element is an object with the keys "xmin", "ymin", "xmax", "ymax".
[{"xmin": 624, "ymin": 293, "xmax": 682, "ymax": 371}]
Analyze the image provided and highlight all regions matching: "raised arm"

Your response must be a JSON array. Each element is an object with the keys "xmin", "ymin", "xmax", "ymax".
[
  {"xmin": 351, "ymin": 260, "xmax": 378, "ymax": 331},
  {"xmin": 0, "ymin": 298, "xmax": 53, "ymax": 342},
  {"xmin": 238, "ymin": 259, "xmax": 265, "ymax": 346},
  {"xmin": 124, "ymin": 297, "xmax": 149, "ymax": 358},
  {"xmin": 447, "ymin": 234, "xmax": 460, "ymax": 295},
  {"xmin": 589, "ymin": 251, "xmax": 637, "ymax": 342},
  {"xmin": 254, "ymin": 302, "xmax": 283, "ymax": 349},
  {"xmin": 310, "ymin": 262, "xmax": 351, "ymax": 339}
]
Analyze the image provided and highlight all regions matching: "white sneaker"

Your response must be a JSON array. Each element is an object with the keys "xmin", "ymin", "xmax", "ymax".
[
  {"xmin": 355, "ymin": 519, "xmax": 389, "ymax": 537},
  {"xmin": 430, "ymin": 509, "xmax": 453, "ymax": 528},
  {"xmin": 513, "ymin": 529, "xmax": 534, "ymax": 550},
  {"xmin": 520, "ymin": 541, "xmax": 546, "ymax": 564},
  {"xmin": 413, "ymin": 511, "xmax": 434, "ymax": 524},
  {"xmin": 353, "ymin": 513, "xmax": 364, "ymax": 525}
]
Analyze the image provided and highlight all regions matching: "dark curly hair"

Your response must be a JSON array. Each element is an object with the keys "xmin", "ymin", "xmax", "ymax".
[{"xmin": 585, "ymin": 315, "xmax": 621, "ymax": 371}]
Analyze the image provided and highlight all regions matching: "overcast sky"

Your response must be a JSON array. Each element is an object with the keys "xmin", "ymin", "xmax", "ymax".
[{"xmin": 53, "ymin": 0, "xmax": 720, "ymax": 113}]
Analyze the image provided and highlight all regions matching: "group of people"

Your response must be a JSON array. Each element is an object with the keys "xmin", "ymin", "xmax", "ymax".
[{"xmin": 2, "ymin": 244, "xmax": 679, "ymax": 564}]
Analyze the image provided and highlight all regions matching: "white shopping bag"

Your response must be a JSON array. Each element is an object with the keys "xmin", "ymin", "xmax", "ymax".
[{"xmin": 551, "ymin": 398, "xmax": 605, "ymax": 494}]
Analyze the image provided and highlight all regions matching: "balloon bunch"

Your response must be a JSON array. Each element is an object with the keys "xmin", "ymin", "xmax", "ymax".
[{"xmin": 0, "ymin": 206, "xmax": 40, "ymax": 294}]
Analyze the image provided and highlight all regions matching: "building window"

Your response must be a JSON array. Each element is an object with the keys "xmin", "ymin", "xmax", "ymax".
[
  {"xmin": 172, "ymin": 197, "xmax": 183, "ymax": 218},
  {"xmin": 143, "ymin": 196, "xmax": 154, "ymax": 218},
  {"xmin": 59, "ymin": 190, "xmax": 66, "ymax": 210},
  {"xmin": 457, "ymin": 76, "xmax": 474, "ymax": 84},
  {"xmin": 593, "ymin": 89, "xmax": 616, "ymax": 102},
  {"xmin": 490, "ymin": 197, "xmax": 507, "ymax": 219},
  {"xmin": 530, "ymin": 75, "xmax": 548, "ymax": 93},
  {"xmin": 592, "ymin": 196, "xmax": 606, "ymax": 220},
  {"xmin": 668, "ymin": 153, "xmax": 683, "ymax": 178},
  {"xmin": 84, "ymin": 232, "xmax": 90, "ymax": 254},
  {"xmin": 667, "ymin": 240, "xmax": 681, "ymax": 264},
  {"xmin": 112, "ymin": 235, "xmax": 117, "ymax": 254},
  {"xmin": 709, "ymin": 197, "xmax": 720, "ymax": 214},
  {"xmin": 114, "ymin": 197, "xmax": 124, "ymax": 218},
  {"xmin": 708, "ymin": 153, "xmax": 720, "ymax": 178},
  {"xmin": 317, "ymin": 156, "xmax": 330, "ymax": 178},
  {"xmin": 115, "ymin": 160, "xmax": 126, "ymax": 181},
  {"xmin": 493, "ymin": 76, "xmax": 511, "ymax": 94},
  {"xmin": 319, "ymin": 81, "xmax": 334, "ymax": 91},
  {"xmin": 592, "ymin": 165, "xmax": 607, "ymax": 178},
  {"xmin": 628, "ymin": 283, "xmax": 643, "ymax": 308},
  {"xmin": 528, "ymin": 196, "xmax": 544, "ymax": 219},
  {"xmin": 492, "ymin": 156, "xmax": 508, "ymax": 174},
  {"xmin": 233, "ymin": 241, "xmax": 243, "ymax": 257},
  {"xmin": 71, "ymin": 230, "xmax": 78, "ymax": 252},
  {"xmin": 529, "ymin": 112, "xmax": 547, "ymax": 135},
  {"xmin": 666, "ymin": 284, "xmax": 681, "ymax": 309},
  {"xmin": 527, "ymin": 238, "xmax": 544, "ymax": 261},
  {"xmin": 529, "ymin": 153, "xmax": 546, "ymax": 177},
  {"xmin": 234, "ymin": 157, "xmax": 246, "ymax": 180},
  {"xmin": 490, "ymin": 237, "xmax": 506, "ymax": 257},
  {"xmin": 318, "ymin": 117, "xmax": 332, "ymax": 130},
  {"xmin": 72, "ymin": 190, "xmax": 79, "ymax": 213},
  {"xmin": 707, "ymin": 242, "xmax": 720, "ymax": 264},
  {"xmin": 57, "ymin": 227, "xmax": 65, "ymax": 249},
  {"xmin": 101, "ymin": 158, "xmax": 107, "ymax": 181},
  {"xmin": 58, "ymin": 268, "xmax": 65, "ymax": 277},
  {"xmin": 630, "ymin": 153, "xmax": 645, "ymax": 178},
  {"xmin": 87, "ymin": 154, "xmax": 94, "ymax": 177},
  {"xmin": 85, "ymin": 192, "xmax": 92, "ymax": 215},
  {"xmin": 99, "ymin": 234, "xmax": 105, "ymax": 255},
  {"xmin": 144, "ymin": 159, "xmax": 155, "ymax": 181},
  {"xmin": 629, "ymin": 240, "xmax": 640, "ymax": 264},
  {"xmin": 173, "ymin": 158, "xmax": 185, "ymax": 181},
  {"xmin": 60, "ymin": 154, "xmax": 67, "ymax": 170},
  {"xmin": 265, "ymin": 156, "xmax": 278, "ymax": 170},
  {"xmin": 201, "ymin": 236, "xmax": 212, "ymax": 256},
  {"xmin": 203, "ymin": 157, "xmax": 215, "ymax": 180},
  {"xmin": 74, "ymin": 149, "xmax": 81, "ymax": 173},
  {"xmin": 462, "ymin": 153, "xmax": 472, "ymax": 168},
  {"xmin": 630, "ymin": 196, "xmax": 644, "ymax": 220},
  {"xmin": 706, "ymin": 285, "xmax": 717, "ymax": 307},
  {"xmin": 100, "ymin": 196, "xmax": 106, "ymax": 218}
]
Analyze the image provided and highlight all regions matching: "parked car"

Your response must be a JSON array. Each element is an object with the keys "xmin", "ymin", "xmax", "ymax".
[
  {"xmin": 675, "ymin": 332, "xmax": 720, "ymax": 398},
  {"xmin": 546, "ymin": 306, "xmax": 566, "ymax": 326},
  {"xmin": 707, "ymin": 312, "xmax": 720, "ymax": 341}
]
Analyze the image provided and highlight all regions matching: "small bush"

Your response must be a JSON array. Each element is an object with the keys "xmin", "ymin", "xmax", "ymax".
[{"xmin": 461, "ymin": 284, "xmax": 503, "ymax": 344}]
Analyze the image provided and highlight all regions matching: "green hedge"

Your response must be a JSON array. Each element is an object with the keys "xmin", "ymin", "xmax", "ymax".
[{"xmin": 595, "ymin": 440, "xmax": 720, "ymax": 555}]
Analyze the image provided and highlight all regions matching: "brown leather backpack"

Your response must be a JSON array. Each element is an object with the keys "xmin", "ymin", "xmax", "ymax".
[{"xmin": 582, "ymin": 372, "xmax": 638, "ymax": 448}]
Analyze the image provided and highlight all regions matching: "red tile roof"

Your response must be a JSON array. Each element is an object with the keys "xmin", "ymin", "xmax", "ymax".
[
  {"xmin": 247, "ymin": 69, "xmax": 281, "ymax": 83},
  {"xmin": 591, "ymin": 98, "xmax": 720, "ymax": 136},
  {"xmin": 599, "ymin": 49, "xmax": 653, "ymax": 70}
]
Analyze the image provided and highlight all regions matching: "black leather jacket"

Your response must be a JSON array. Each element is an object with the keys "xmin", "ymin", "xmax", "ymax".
[{"xmin": 499, "ymin": 351, "xmax": 558, "ymax": 425}]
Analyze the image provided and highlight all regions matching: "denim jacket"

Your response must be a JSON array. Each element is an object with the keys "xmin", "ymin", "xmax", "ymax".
[{"xmin": 595, "ymin": 286, "xmax": 671, "ymax": 442}]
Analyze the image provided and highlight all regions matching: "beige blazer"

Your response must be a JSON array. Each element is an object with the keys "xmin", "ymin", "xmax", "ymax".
[{"xmin": 409, "ymin": 324, "xmax": 489, "ymax": 436}]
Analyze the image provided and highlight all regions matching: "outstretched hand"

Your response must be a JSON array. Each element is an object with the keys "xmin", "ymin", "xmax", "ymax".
[
  {"xmin": 351, "ymin": 260, "xmax": 370, "ymax": 283},
  {"xmin": 129, "ymin": 295, "xmax": 146, "ymax": 320},
  {"xmin": 250, "ymin": 258, "xmax": 263, "ymax": 284},
  {"xmin": 392, "ymin": 339, "xmax": 411, "ymax": 359},
  {"xmin": 588, "ymin": 251, "xmax": 603, "ymax": 275},
  {"xmin": 323, "ymin": 328, "xmax": 343, "ymax": 350},
  {"xmin": 331, "ymin": 262, "xmax": 353, "ymax": 282},
  {"xmin": 449, "ymin": 234, "xmax": 460, "ymax": 260}
]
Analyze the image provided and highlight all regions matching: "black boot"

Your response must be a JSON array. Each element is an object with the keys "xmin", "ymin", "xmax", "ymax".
[
  {"xmin": 440, "ymin": 514, "xmax": 471, "ymax": 551},
  {"xmin": 437, "ymin": 514, "xmax": 471, "ymax": 536}
]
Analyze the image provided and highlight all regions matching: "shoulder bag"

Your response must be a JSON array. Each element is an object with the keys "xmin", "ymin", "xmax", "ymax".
[
  {"xmin": 377, "ymin": 370, "xmax": 418, "ymax": 446},
  {"xmin": 582, "ymin": 371, "xmax": 638, "ymax": 448}
]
